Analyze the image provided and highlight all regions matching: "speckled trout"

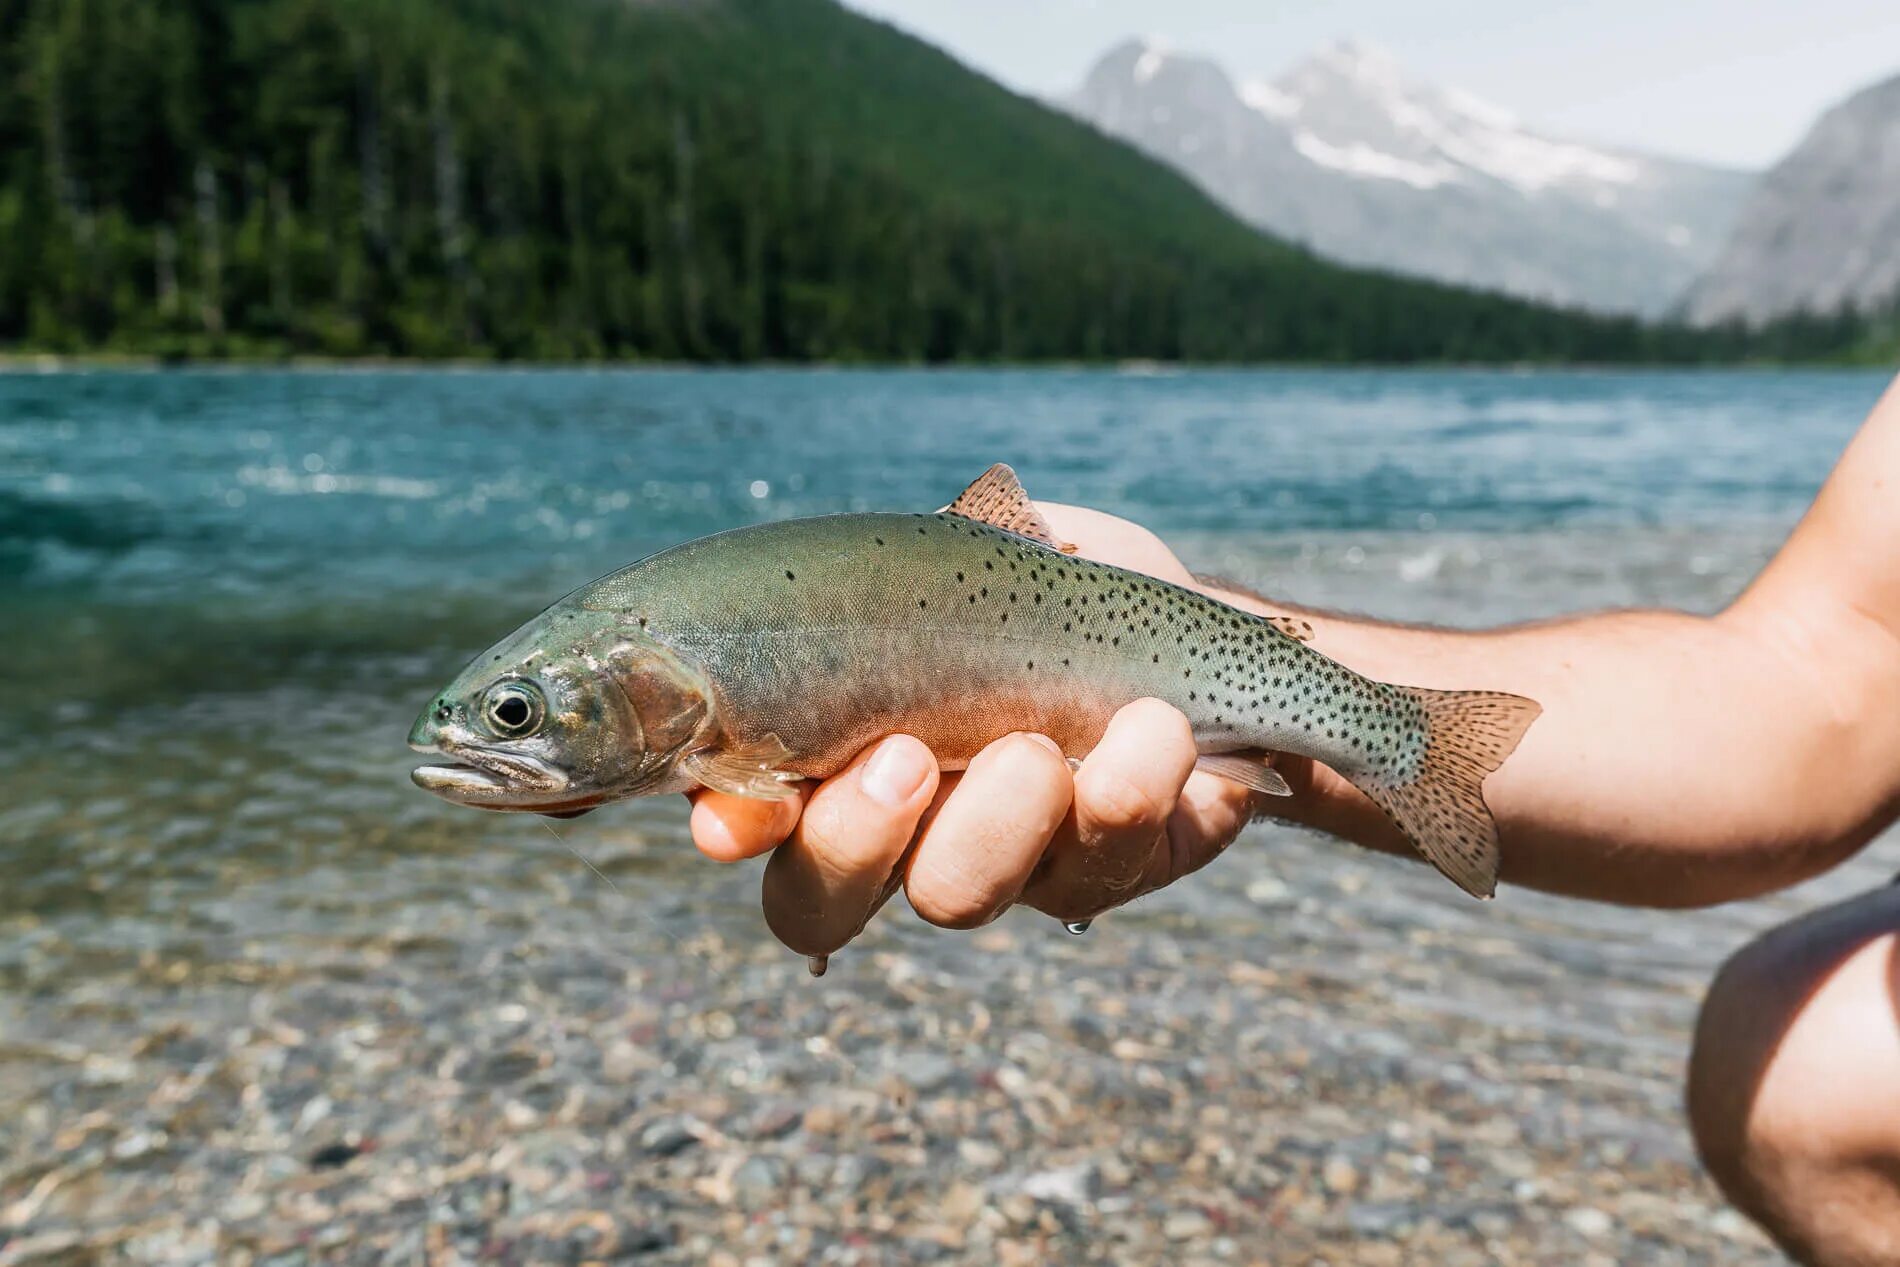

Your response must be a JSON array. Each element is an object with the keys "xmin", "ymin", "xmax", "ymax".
[{"xmin": 410, "ymin": 466, "xmax": 1539, "ymax": 898}]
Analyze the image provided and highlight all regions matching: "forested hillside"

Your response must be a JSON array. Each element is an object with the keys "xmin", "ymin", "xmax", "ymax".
[{"xmin": 0, "ymin": 0, "xmax": 1887, "ymax": 362}]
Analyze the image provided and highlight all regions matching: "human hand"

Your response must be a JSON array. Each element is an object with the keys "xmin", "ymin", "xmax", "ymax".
[{"xmin": 686, "ymin": 504, "xmax": 1285, "ymax": 961}]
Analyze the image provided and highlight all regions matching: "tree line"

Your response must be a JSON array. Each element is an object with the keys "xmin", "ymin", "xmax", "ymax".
[{"xmin": 0, "ymin": 0, "xmax": 1890, "ymax": 364}]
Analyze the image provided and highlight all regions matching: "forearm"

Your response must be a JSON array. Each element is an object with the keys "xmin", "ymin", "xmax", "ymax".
[{"xmin": 1206, "ymin": 587, "xmax": 1900, "ymax": 907}]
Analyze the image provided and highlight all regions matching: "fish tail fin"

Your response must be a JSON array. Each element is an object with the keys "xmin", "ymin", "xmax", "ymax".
[{"xmin": 1350, "ymin": 688, "xmax": 1541, "ymax": 899}]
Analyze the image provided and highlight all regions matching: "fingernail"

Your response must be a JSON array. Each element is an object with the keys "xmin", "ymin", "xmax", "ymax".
[
  {"xmin": 1019, "ymin": 733, "xmax": 1063, "ymax": 756},
  {"xmin": 860, "ymin": 738, "xmax": 931, "ymax": 807}
]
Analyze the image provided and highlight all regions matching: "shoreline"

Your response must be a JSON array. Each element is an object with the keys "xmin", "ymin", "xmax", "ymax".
[{"xmin": 0, "ymin": 351, "xmax": 1888, "ymax": 375}]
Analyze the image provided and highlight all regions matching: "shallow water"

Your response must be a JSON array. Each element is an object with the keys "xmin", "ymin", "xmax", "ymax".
[{"xmin": 2, "ymin": 366, "xmax": 1894, "ymax": 1260}]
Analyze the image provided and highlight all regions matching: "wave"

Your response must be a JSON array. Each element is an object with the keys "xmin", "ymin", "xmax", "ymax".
[{"xmin": 0, "ymin": 490, "xmax": 159, "ymax": 580}]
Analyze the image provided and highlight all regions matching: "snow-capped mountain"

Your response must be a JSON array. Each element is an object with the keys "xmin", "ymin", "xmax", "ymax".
[
  {"xmin": 1063, "ymin": 39, "xmax": 1753, "ymax": 315},
  {"xmin": 1681, "ymin": 72, "xmax": 1900, "ymax": 326}
]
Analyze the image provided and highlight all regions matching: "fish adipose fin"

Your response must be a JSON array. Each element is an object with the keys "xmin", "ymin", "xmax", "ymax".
[
  {"xmin": 682, "ymin": 736, "xmax": 802, "ymax": 800},
  {"xmin": 1194, "ymin": 753, "xmax": 1293, "ymax": 796},
  {"xmin": 944, "ymin": 464, "xmax": 1075, "ymax": 553},
  {"xmin": 1355, "ymin": 690, "xmax": 1541, "ymax": 900}
]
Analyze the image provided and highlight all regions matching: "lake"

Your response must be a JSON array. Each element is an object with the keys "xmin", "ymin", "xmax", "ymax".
[{"xmin": 2, "ymin": 366, "xmax": 1892, "ymax": 1262}]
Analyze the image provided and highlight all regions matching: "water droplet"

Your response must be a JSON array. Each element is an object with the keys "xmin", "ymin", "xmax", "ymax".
[
  {"xmin": 806, "ymin": 955, "xmax": 830, "ymax": 978},
  {"xmin": 1063, "ymin": 920, "xmax": 1093, "ymax": 936}
]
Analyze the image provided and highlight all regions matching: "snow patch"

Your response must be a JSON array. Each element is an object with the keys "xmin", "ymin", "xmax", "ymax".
[
  {"xmin": 1240, "ymin": 79, "xmax": 1300, "ymax": 120},
  {"xmin": 1440, "ymin": 128, "xmax": 1640, "ymax": 193},
  {"xmin": 1299, "ymin": 43, "xmax": 1640, "ymax": 194},
  {"xmin": 1315, "ymin": 40, "xmax": 1408, "ymax": 91},
  {"xmin": 1293, "ymin": 132, "xmax": 1455, "ymax": 190},
  {"xmin": 1442, "ymin": 86, "xmax": 1518, "ymax": 131},
  {"xmin": 1133, "ymin": 41, "xmax": 1168, "ymax": 84}
]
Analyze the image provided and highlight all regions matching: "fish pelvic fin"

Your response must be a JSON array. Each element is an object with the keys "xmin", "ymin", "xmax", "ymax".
[
  {"xmin": 943, "ymin": 464, "xmax": 1074, "ymax": 552},
  {"xmin": 1354, "ymin": 688, "xmax": 1541, "ymax": 900},
  {"xmin": 682, "ymin": 735, "xmax": 803, "ymax": 801},
  {"xmin": 1194, "ymin": 752, "xmax": 1293, "ymax": 797}
]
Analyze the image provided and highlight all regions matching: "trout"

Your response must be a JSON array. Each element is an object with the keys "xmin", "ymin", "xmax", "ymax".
[{"xmin": 410, "ymin": 465, "xmax": 1539, "ymax": 898}]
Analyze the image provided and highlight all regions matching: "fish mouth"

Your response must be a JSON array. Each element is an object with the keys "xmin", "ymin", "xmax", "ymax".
[{"xmin": 411, "ymin": 742, "xmax": 570, "ymax": 803}]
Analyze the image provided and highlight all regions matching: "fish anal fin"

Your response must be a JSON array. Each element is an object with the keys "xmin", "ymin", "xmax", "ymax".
[
  {"xmin": 943, "ymin": 464, "xmax": 1074, "ymax": 552},
  {"xmin": 682, "ymin": 735, "xmax": 803, "ymax": 801},
  {"xmin": 1265, "ymin": 616, "xmax": 1316, "ymax": 643},
  {"xmin": 1194, "ymin": 752, "xmax": 1293, "ymax": 797}
]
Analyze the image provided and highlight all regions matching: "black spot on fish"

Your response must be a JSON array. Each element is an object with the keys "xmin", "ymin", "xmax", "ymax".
[{"xmin": 785, "ymin": 571, "xmax": 795, "ymax": 581}]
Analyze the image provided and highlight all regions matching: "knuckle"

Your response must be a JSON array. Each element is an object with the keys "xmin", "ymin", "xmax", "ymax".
[
  {"xmin": 978, "ymin": 731, "xmax": 1064, "ymax": 772},
  {"xmin": 907, "ymin": 855, "xmax": 1008, "ymax": 930},
  {"xmin": 1077, "ymin": 767, "xmax": 1164, "ymax": 835},
  {"xmin": 797, "ymin": 780, "xmax": 909, "ymax": 879},
  {"xmin": 792, "ymin": 798, "xmax": 866, "ymax": 883},
  {"xmin": 909, "ymin": 884, "xmax": 998, "ymax": 930}
]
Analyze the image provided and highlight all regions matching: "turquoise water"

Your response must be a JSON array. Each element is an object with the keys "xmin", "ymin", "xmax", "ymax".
[
  {"xmin": 3, "ymin": 368, "xmax": 1880, "ymax": 604},
  {"xmin": 0, "ymin": 365, "xmax": 1891, "ymax": 968},
  {"xmin": 3, "ymin": 366, "xmax": 1882, "ymax": 709}
]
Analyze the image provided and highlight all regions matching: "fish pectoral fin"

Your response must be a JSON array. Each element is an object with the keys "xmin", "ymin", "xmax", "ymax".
[
  {"xmin": 1194, "ymin": 752, "xmax": 1293, "ymax": 797},
  {"xmin": 682, "ymin": 737, "xmax": 803, "ymax": 801},
  {"xmin": 1264, "ymin": 615, "xmax": 1316, "ymax": 643},
  {"xmin": 942, "ymin": 463, "xmax": 1075, "ymax": 553}
]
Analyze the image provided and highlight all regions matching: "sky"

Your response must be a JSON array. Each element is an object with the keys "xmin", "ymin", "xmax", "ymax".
[{"xmin": 843, "ymin": 0, "xmax": 1900, "ymax": 169}]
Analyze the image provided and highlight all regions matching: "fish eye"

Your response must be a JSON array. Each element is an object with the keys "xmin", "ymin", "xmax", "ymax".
[{"xmin": 481, "ymin": 680, "xmax": 545, "ymax": 738}]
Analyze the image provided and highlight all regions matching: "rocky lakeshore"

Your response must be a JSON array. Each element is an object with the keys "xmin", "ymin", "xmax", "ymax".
[{"xmin": 6, "ymin": 781, "xmax": 1873, "ymax": 1265}]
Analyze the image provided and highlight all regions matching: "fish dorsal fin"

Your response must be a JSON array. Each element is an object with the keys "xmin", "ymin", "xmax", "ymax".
[{"xmin": 944, "ymin": 464, "xmax": 1074, "ymax": 552}]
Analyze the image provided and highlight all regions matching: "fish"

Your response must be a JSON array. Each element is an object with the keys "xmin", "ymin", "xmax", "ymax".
[{"xmin": 410, "ymin": 465, "xmax": 1540, "ymax": 898}]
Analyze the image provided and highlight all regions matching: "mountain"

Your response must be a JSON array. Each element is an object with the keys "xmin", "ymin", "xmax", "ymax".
[
  {"xmin": 1063, "ymin": 39, "xmax": 1753, "ymax": 316},
  {"xmin": 1682, "ymin": 73, "xmax": 1900, "ymax": 326},
  {"xmin": 0, "ymin": 0, "xmax": 1720, "ymax": 364}
]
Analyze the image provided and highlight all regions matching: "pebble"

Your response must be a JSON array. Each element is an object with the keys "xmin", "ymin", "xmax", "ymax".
[
  {"xmin": 1018, "ymin": 1163, "xmax": 1098, "ymax": 1207},
  {"xmin": 732, "ymin": 1156, "xmax": 789, "ymax": 1207},
  {"xmin": 898, "ymin": 1053, "xmax": 962, "ymax": 1095},
  {"xmin": 1565, "ymin": 1207, "xmax": 1615, "ymax": 1238},
  {"xmin": 1321, "ymin": 1155, "xmax": 1362, "ymax": 1196},
  {"xmin": 1163, "ymin": 1210, "xmax": 1216, "ymax": 1240},
  {"xmin": 640, "ymin": 1117, "xmax": 702, "ymax": 1157}
]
